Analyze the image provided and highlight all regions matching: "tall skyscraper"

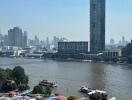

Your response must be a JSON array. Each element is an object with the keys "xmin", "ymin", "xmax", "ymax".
[{"xmin": 90, "ymin": 0, "xmax": 105, "ymax": 53}]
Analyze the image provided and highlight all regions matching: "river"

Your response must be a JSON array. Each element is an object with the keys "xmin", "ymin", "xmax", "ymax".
[{"xmin": 0, "ymin": 57, "xmax": 132, "ymax": 100}]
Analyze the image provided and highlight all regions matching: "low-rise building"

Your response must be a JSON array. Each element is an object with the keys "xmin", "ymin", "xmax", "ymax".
[
  {"xmin": 103, "ymin": 49, "xmax": 122, "ymax": 60},
  {"xmin": 57, "ymin": 41, "xmax": 88, "ymax": 58}
]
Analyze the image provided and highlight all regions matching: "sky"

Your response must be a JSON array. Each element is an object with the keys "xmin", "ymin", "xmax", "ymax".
[{"xmin": 0, "ymin": 0, "xmax": 132, "ymax": 43}]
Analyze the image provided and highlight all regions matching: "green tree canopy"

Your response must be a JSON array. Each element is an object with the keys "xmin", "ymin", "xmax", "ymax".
[
  {"xmin": 2, "ymin": 83, "xmax": 17, "ymax": 92},
  {"xmin": 0, "ymin": 66, "xmax": 29, "ymax": 92},
  {"xmin": 13, "ymin": 66, "xmax": 29, "ymax": 85},
  {"xmin": 33, "ymin": 85, "xmax": 44, "ymax": 94},
  {"xmin": 0, "ymin": 68, "xmax": 7, "ymax": 89},
  {"xmin": 5, "ymin": 68, "xmax": 13, "ymax": 80}
]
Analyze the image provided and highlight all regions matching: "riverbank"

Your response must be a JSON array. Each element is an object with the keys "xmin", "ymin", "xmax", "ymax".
[
  {"xmin": 0, "ymin": 56, "xmax": 132, "ymax": 66},
  {"xmin": 52, "ymin": 58, "xmax": 132, "ymax": 66}
]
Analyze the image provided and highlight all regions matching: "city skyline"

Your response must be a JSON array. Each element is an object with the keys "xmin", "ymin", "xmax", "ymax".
[{"xmin": 0, "ymin": 0, "xmax": 132, "ymax": 43}]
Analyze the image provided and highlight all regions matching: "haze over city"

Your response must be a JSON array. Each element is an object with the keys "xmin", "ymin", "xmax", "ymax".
[{"xmin": 0, "ymin": 0, "xmax": 132, "ymax": 43}]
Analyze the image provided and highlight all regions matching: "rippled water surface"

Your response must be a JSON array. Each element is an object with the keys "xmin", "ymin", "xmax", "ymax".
[{"xmin": 0, "ymin": 57, "xmax": 132, "ymax": 100}]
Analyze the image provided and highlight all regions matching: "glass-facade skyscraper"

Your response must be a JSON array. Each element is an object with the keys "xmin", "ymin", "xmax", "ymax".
[{"xmin": 90, "ymin": 0, "xmax": 105, "ymax": 53}]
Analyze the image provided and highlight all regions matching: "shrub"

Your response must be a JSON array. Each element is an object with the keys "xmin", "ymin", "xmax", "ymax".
[
  {"xmin": 67, "ymin": 96, "xmax": 78, "ymax": 100},
  {"xmin": 18, "ymin": 84, "xmax": 30, "ymax": 91},
  {"xmin": 33, "ymin": 85, "xmax": 44, "ymax": 94}
]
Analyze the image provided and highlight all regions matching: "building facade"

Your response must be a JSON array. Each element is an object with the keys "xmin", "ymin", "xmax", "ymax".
[
  {"xmin": 23, "ymin": 31, "xmax": 28, "ymax": 47},
  {"xmin": 103, "ymin": 50, "xmax": 122, "ymax": 60},
  {"xmin": 8, "ymin": 27, "xmax": 27, "ymax": 47},
  {"xmin": 90, "ymin": 0, "xmax": 105, "ymax": 53},
  {"xmin": 58, "ymin": 42, "xmax": 88, "ymax": 58}
]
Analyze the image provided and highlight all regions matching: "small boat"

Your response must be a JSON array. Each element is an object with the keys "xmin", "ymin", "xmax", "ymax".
[
  {"xmin": 39, "ymin": 80, "xmax": 58, "ymax": 87},
  {"xmin": 108, "ymin": 97, "xmax": 116, "ymax": 100},
  {"xmin": 88, "ymin": 90, "xmax": 107, "ymax": 95},
  {"xmin": 79, "ymin": 86, "xmax": 93, "ymax": 93},
  {"xmin": 88, "ymin": 90, "xmax": 108, "ymax": 100}
]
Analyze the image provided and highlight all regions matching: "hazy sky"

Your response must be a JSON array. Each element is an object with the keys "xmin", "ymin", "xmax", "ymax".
[{"xmin": 0, "ymin": 0, "xmax": 132, "ymax": 43}]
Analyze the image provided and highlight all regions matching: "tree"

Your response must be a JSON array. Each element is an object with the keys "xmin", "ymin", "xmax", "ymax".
[
  {"xmin": 89, "ymin": 92, "xmax": 101, "ymax": 100},
  {"xmin": 0, "ymin": 67, "xmax": 30, "ymax": 92},
  {"xmin": 13, "ymin": 66, "xmax": 29, "ymax": 85},
  {"xmin": 33, "ymin": 85, "xmax": 44, "ymax": 94},
  {"xmin": 5, "ymin": 68, "xmax": 13, "ymax": 80},
  {"xmin": 0, "ymin": 69, "xmax": 7, "ymax": 90},
  {"xmin": 2, "ymin": 83, "xmax": 17, "ymax": 92}
]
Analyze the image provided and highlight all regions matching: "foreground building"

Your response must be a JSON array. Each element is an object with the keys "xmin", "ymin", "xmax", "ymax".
[{"xmin": 90, "ymin": 0, "xmax": 106, "ymax": 53}]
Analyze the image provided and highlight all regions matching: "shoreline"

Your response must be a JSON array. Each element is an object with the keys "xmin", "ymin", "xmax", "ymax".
[
  {"xmin": 0, "ymin": 56, "xmax": 132, "ymax": 66},
  {"xmin": 51, "ymin": 58, "xmax": 132, "ymax": 66}
]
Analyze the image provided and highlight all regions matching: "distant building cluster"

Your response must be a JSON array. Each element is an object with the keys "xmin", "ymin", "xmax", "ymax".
[
  {"xmin": 106, "ymin": 36, "xmax": 130, "ymax": 51},
  {"xmin": 109, "ymin": 36, "xmax": 129, "ymax": 46},
  {"xmin": 0, "ymin": 26, "xmax": 68, "ymax": 50},
  {"xmin": 28, "ymin": 36, "xmax": 67, "ymax": 47},
  {"xmin": 0, "ymin": 26, "xmax": 69, "ymax": 57},
  {"xmin": 0, "ymin": 27, "xmax": 28, "ymax": 47}
]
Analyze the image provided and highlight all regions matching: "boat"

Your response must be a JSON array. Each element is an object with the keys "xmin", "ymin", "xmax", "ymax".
[
  {"xmin": 79, "ymin": 86, "xmax": 93, "ymax": 93},
  {"xmin": 88, "ymin": 90, "xmax": 107, "ymax": 100},
  {"xmin": 82, "ymin": 60, "xmax": 93, "ymax": 62},
  {"xmin": 108, "ymin": 97, "xmax": 116, "ymax": 100},
  {"xmin": 88, "ymin": 90, "xmax": 107, "ymax": 95},
  {"xmin": 39, "ymin": 80, "xmax": 58, "ymax": 87}
]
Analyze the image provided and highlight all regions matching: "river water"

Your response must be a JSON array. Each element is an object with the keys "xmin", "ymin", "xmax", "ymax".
[{"xmin": 0, "ymin": 57, "xmax": 132, "ymax": 100}]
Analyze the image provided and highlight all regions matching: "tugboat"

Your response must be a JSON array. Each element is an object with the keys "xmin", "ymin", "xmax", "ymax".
[{"xmin": 39, "ymin": 80, "xmax": 58, "ymax": 87}]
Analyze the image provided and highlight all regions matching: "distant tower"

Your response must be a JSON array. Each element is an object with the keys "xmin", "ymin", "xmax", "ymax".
[
  {"xmin": 110, "ymin": 38, "xmax": 115, "ymax": 45},
  {"xmin": 90, "ymin": 0, "xmax": 106, "ymax": 53},
  {"xmin": 122, "ymin": 36, "xmax": 125, "ymax": 46},
  {"xmin": 23, "ymin": 31, "xmax": 28, "ymax": 47},
  {"xmin": 8, "ymin": 27, "xmax": 23, "ymax": 47},
  {"xmin": 46, "ymin": 37, "xmax": 49, "ymax": 46}
]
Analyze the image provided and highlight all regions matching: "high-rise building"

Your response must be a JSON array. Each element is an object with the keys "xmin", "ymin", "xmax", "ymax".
[
  {"xmin": 23, "ymin": 31, "xmax": 28, "ymax": 47},
  {"xmin": 46, "ymin": 37, "xmax": 49, "ymax": 46},
  {"xmin": 110, "ymin": 38, "xmax": 115, "ymax": 45},
  {"xmin": 34, "ymin": 35, "xmax": 39, "ymax": 46},
  {"xmin": 4, "ymin": 35, "xmax": 8, "ymax": 46},
  {"xmin": 8, "ymin": 27, "xmax": 27, "ymax": 47},
  {"xmin": 90, "ymin": 0, "xmax": 105, "ymax": 53},
  {"xmin": 122, "ymin": 36, "xmax": 125, "ymax": 46},
  {"xmin": 0, "ymin": 34, "xmax": 3, "ymax": 47}
]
